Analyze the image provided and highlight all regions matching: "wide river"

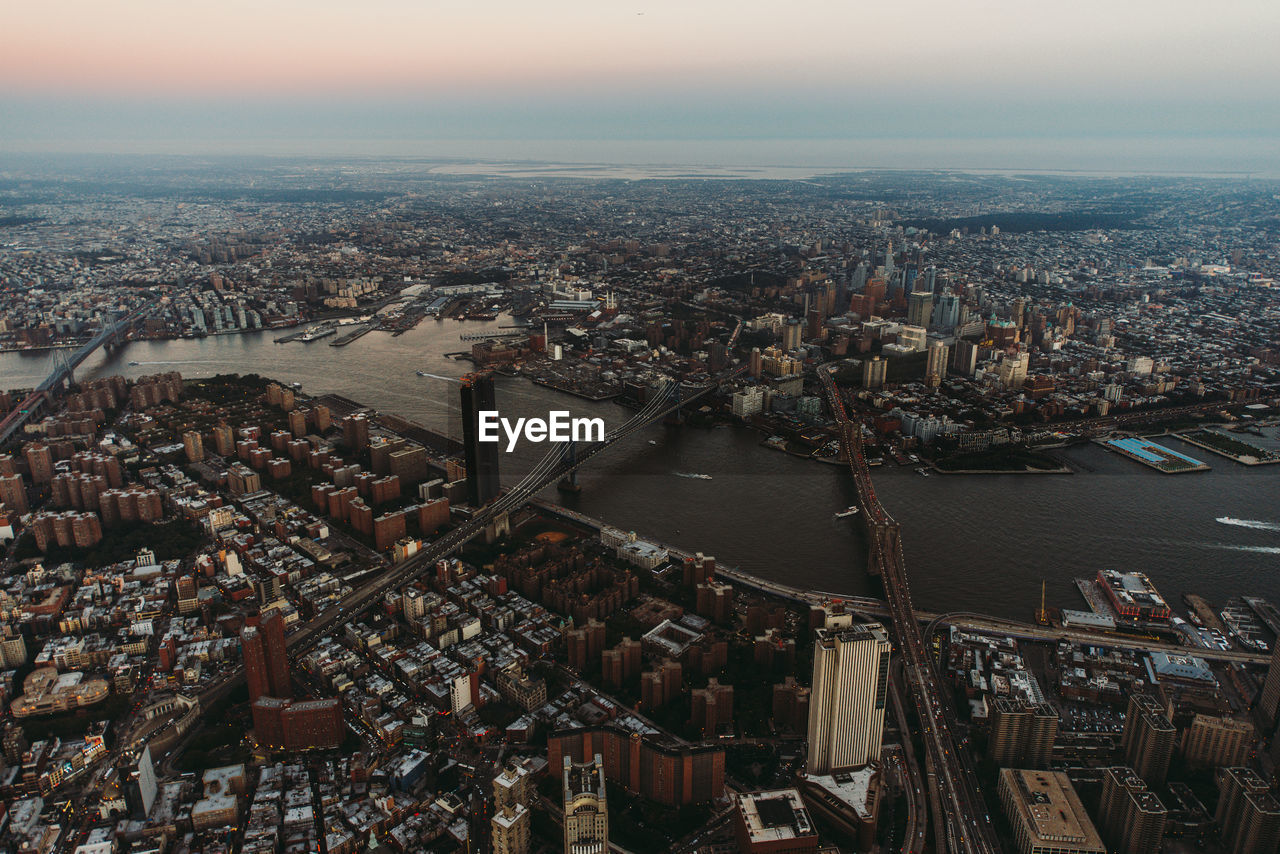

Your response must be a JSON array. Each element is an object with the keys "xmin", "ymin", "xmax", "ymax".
[{"xmin": 5, "ymin": 318, "xmax": 1279, "ymax": 621}]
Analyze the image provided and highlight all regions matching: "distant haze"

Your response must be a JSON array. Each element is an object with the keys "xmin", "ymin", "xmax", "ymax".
[{"xmin": 3, "ymin": 0, "xmax": 1278, "ymax": 173}]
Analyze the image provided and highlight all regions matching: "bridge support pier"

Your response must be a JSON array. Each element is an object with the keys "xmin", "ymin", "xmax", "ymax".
[
  {"xmin": 557, "ymin": 441, "xmax": 581, "ymax": 493},
  {"xmin": 483, "ymin": 512, "xmax": 511, "ymax": 543}
]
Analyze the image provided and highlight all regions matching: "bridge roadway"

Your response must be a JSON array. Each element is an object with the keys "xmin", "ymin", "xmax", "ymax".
[
  {"xmin": 195, "ymin": 374, "xmax": 735, "ymax": 707},
  {"xmin": 0, "ymin": 306, "xmax": 150, "ymax": 445},
  {"xmin": 819, "ymin": 366, "xmax": 1001, "ymax": 854}
]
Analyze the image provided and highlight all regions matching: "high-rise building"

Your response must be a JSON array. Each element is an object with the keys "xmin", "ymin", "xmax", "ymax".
[
  {"xmin": 931, "ymin": 293, "xmax": 962, "ymax": 331},
  {"xmin": 563, "ymin": 754, "xmax": 609, "ymax": 854},
  {"xmin": 782, "ymin": 319, "xmax": 803, "ymax": 351},
  {"xmin": 998, "ymin": 351, "xmax": 1030, "ymax": 390},
  {"xmin": 182, "ymin": 430, "xmax": 204, "ymax": 462},
  {"xmin": 212, "ymin": 423, "xmax": 235, "ymax": 456},
  {"xmin": 1096, "ymin": 767, "xmax": 1166, "ymax": 854},
  {"xmin": 953, "ymin": 340, "xmax": 979, "ymax": 376},
  {"xmin": 1121, "ymin": 694, "xmax": 1176, "ymax": 786},
  {"xmin": 0, "ymin": 473, "xmax": 28, "ymax": 515},
  {"xmin": 494, "ymin": 761, "xmax": 534, "ymax": 809},
  {"xmin": 907, "ymin": 291, "xmax": 934, "ymax": 328},
  {"xmin": 1216, "ymin": 767, "xmax": 1280, "ymax": 854},
  {"xmin": 806, "ymin": 623, "xmax": 890, "ymax": 775},
  {"xmin": 25, "ymin": 442, "xmax": 53, "ymax": 484},
  {"xmin": 1180, "ymin": 714, "xmax": 1253, "ymax": 769},
  {"xmin": 492, "ymin": 804, "xmax": 531, "ymax": 854},
  {"xmin": 341, "ymin": 413, "xmax": 370, "ymax": 453},
  {"xmin": 925, "ymin": 340, "xmax": 949, "ymax": 385},
  {"xmin": 241, "ymin": 610, "xmax": 291, "ymax": 705},
  {"xmin": 862, "ymin": 356, "xmax": 886, "ymax": 390},
  {"xmin": 1258, "ymin": 642, "xmax": 1280, "ymax": 726},
  {"xmin": 460, "ymin": 373, "xmax": 500, "ymax": 507},
  {"xmin": 988, "ymin": 699, "xmax": 1059, "ymax": 768},
  {"xmin": 851, "ymin": 262, "xmax": 868, "ymax": 295},
  {"xmin": 0, "ymin": 625, "xmax": 27, "ymax": 668},
  {"xmin": 999, "ymin": 769, "xmax": 1104, "ymax": 854},
  {"xmin": 120, "ymin": 744, "xmax": 158, "ymax": 820}
]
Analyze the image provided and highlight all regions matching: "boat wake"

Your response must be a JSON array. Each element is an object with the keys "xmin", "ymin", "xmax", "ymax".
[
  {"xmin": 1216, "ymin": 517, "xmax": 1280, "ymax": 533},
  {"xmin": 1211, "ymin": 544, "xmax": 1280, "ymax": 555}
]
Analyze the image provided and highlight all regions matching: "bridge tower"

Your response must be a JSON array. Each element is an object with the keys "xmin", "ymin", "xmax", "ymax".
[
  {"xmin": 51, "ymin": 347, "xmax": 75, "ymax": 390},
  {"xmin": 557, "ymin": 440, "xmax": 581, "ymax": 493},
  {"xmin": 865, "ymin": 524, "xmax": 884, "ymax": 577},
  {"xmin": 661, "ymin": 381, "xmax": 686, "ymax": 426}
]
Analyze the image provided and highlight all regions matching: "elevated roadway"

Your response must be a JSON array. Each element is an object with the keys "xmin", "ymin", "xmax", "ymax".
[{"xmin": 819, "ymin": 365, "xmax": 1002, "ymax": 854}]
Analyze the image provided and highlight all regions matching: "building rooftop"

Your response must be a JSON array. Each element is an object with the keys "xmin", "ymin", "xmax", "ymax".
[
  {"xmin": 801, "ymin": 767, "xmax": 878, "ymax": 821},
  {"xmin": 1000, "ymin": 769, "xmax": 1104, "ymax": 853},
  {"xmin": 737, "ymin": 789, "xmax": 815, "ymax": 844}
]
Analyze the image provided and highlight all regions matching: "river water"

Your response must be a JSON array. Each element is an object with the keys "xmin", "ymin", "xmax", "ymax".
[{"xmin": 5, "ymin": 319, "xmax": 1279, "ymax": 620}]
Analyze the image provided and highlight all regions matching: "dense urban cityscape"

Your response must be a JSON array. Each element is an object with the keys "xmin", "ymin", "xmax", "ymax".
[{"xmin": 0, "ymin": 156, "xmax": 1278, "ymax": 854}]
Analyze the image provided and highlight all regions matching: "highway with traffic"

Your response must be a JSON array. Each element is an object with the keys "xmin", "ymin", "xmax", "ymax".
[{"xmin": 820, "ymin": 365, "xmax": 1002, "ymax": 854}]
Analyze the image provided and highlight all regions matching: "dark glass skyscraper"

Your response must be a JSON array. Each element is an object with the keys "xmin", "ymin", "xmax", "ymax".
[{"xmin": 461, "ymin": 372, "xmax": 500, "ymax": 507}]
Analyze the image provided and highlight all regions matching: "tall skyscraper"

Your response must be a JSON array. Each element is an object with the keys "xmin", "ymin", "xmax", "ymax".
[
  {"xmin": 242, "ymin": 609, "xmax": 291, "ymax": 704},
  {"xmin": 1121, "ymin": 694, "xmax": 1176, "ymax": 786},
  {"xmin": 782, "ymin": 319, "xmax": 803, "ymax": 351},
  {"xmin": 1097, "ymin": 767, "xmax": 1167, "ymax": 854},
  {"xmin": 806, "ymin": 623, "xmax": 890, "ymax": 775},
  {"xmin": 851, "ymin": 262, "xmax": 868, "ymax": 294},
  {"xmin": 563, "ymin": 754, "xmax": 609, "ymax": 854},
  {"xmin": 907, "ymin": 291, "xmax": 934, "ymax": 328},
  {"xmin": 1216, "ymin": 767, "xmax": 1280, "ymax": 854},
  {"xmin": 925, "ymin": 340, "xmax": 950, "ymax": 385},
  {"xmin": 931, "ymin": 293, "xmax": 961, "ymax": 331},
  {"xmin": 862, "ymin": 356, "xmax": 886, "ymax": 390},
  {"xmin": 119, "ymin": 744, "xmax": 159, "ymax": 820},
  {"xmin": 953, "ymin": 340, "xmax": 979, "ymax": 377},
  {"xmin": 1258, "ymin": 642, "xmax": 1280, "ymax": 726},
  {"xmin": 460, "ymin": 373, "xmax": 500, "ymax": 507}
]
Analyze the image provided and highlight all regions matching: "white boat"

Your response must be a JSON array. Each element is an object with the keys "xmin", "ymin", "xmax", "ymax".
[
  {"xmin": 674, "ymin": 472, "xmax": 713, "ymax": 480},
  {"xmin": 834, "ymin": 507, "xmax": 860, "ymax": 518}
]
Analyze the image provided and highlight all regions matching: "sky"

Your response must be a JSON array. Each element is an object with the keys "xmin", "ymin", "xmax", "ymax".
[{"xmin": 3, "ymin": 0, "xmax": 1279, "ymax": 170}]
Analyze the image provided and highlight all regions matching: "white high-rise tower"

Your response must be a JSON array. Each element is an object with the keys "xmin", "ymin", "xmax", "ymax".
[{"xmin": 806, "ymin": 623, "xmax": 891, "ymax": 775}]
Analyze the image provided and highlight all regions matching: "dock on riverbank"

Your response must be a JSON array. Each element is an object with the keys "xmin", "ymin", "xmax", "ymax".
[{"xmin": 1099, "ymin": 436, "xmax": 1210, "ymax": 473}]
